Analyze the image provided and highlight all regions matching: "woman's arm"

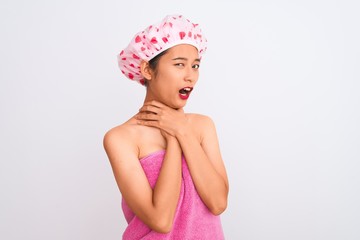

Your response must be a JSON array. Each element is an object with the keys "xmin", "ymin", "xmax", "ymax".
[
  {"xmin": 176, "ymin": 115, "xmax": 229, "ymax": 215},
  {"xmin": 136, "ymin": 101, "xmax": 229, "ymax": 215},
  {"xmin": 103, "ymin": 126, "xmax": 182, "ymax": 233}
]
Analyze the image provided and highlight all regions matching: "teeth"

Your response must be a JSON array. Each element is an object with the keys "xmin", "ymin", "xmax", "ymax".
[{"xmin": 179, "ymin": 87, "xmax": 192, "ymax": 95}]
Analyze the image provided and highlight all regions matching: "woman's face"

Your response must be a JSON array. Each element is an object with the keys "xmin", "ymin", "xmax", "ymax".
[{"xmin": 147, "ymin": 44, "xmax": 201, "ymax": 109}]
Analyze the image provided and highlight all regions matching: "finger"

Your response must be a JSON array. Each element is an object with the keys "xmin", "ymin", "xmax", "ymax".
[
  {"xmin": 142, "ymin": 100, "xmax": 170, "ymax": 111},
  {"xmin": 137, "ymin": 119, "xmax": 159, "ymax": 128},
  {"xmin": 143, "ymin": 100, "xmax": 166, "ymax": 108},
  {"xmin": 139, "ymin": 105, "xmax": 162, "ymax": 114},
  {"xmin": 136, "ymin": 113, "xmax": 159, "ymax": 121}
]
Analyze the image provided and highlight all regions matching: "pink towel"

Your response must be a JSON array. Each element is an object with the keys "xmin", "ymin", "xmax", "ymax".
[{"xmin": 121, "ymin": 150, "xmax": 224, "ymax": 240}]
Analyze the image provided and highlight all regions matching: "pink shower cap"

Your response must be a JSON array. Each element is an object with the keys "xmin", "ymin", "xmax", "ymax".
[{"xmin": 117, "ymin": 14, "xmax": 208, "ymax": 85}]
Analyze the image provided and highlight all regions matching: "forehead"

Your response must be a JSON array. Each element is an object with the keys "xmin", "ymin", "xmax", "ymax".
[{"xmin": 163, "ymin": 44, "xmax": 199, "ymax": 60}]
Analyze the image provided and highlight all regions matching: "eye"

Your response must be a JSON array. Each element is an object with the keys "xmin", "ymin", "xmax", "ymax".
[
  {"xmin": 192, "ymin": 64, "xmax": 200, "ymax": 69},
  {"xmin": 174, "ymin": 63, "xmax": 185, "ymax": 67}
]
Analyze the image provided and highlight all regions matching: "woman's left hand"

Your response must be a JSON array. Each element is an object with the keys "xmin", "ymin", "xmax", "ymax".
[{"xmin": 136, "ymin": 100, "xmax": 191, "ymax": 137}]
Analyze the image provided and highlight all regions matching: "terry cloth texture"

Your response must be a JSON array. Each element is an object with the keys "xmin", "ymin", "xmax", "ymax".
[{"xmin": 121, "ymin": 150, "xmax": 224, "ymax": 240}]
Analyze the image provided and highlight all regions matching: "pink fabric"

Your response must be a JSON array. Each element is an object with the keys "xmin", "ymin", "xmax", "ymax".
[
  {"xmin": 118, "ymin": 14, "xmax": 208, "ymax": 86},
  {"xmin": 121, "ymin": 150, "xmax": 224, "ymax": 240}
]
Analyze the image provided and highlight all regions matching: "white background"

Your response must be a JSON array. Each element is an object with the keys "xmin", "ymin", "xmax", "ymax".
[{"xmin": 1, "ymin": 0, "xmax": 359, "ymax": 239}]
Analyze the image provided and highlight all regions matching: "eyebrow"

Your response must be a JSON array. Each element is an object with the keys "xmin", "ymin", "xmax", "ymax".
[{"xmin": 172, "ymin": 57, "xmax": 201, "ymax": 62}]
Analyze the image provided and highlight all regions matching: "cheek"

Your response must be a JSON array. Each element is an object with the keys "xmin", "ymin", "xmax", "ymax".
[
  {"xmin": 193, "ymin": 71, "xmax": 200, "ymax": 83},
  {"xmin": 158, "ymin": 68, "xmax": 178, "ymax": 82}
]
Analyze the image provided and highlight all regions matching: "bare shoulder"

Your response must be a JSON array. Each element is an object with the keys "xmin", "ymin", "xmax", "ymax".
[
  {"xmin": 104, "ymin": 123, "xmax": 135, "ymax": 146},
  {"xmin": 187, "ymin": 113, "xmax": 216, "ymax": 129},
  {"xmin": 103, "ymin": 120, "xmax": 139, "ymax": 162},
  {"xmin": 186, "ymin": 113, "xmax": 217, "ymax": 142}
]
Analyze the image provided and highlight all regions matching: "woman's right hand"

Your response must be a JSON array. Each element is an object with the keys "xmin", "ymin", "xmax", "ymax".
[{"xmin": 136, "ymin": 100, "xmax": 192, "ymax": 138}]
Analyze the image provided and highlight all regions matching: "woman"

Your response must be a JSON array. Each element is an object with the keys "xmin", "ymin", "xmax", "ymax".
[{"xmin": 104, "ymin": 14, "xmax": 229, "ymax": 239}]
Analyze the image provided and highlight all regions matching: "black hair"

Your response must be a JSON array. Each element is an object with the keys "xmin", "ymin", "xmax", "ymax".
[
  {"xmin": 148, "ymin": 50, "xmax": 168, "ymax": 71},
  {"xmin": 142, "ymin": 50, "xmax": 168, "ymax": 86}
]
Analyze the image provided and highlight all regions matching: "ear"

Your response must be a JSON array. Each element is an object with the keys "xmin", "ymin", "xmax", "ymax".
[{"xmin": 140, "ymin": 60, "xmax": 152, "ymax": 81}]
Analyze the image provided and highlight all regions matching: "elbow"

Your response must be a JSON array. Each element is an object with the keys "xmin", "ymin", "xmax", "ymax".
[
  {"xmin": 149, "ymin": 216, "xmax": 174, "ymax": 234},
  {"xmin": 209, "ymin": 198, "xmax": 228, "ymax": 216},
  {"xmin": 152, "ymin": 221, "xmax": 173, "ymax": 234},
  {"xmin": 210, "ymin": 204, "xmax": 227, "ymax": 216}
]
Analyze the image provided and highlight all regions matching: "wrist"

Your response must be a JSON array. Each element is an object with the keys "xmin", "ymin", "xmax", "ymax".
[
  {"xmin": 166, "ymin": 136, "xmax": 181, "ymax": 148},
  {"xmin": 175, "ymin": 125, "xmax": 193, "ymax": 139}
]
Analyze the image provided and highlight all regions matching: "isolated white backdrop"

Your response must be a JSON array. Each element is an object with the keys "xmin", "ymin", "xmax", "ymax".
[{"xmin": 1, "ymin": 0, "xmax": 359, "ymax": 239}]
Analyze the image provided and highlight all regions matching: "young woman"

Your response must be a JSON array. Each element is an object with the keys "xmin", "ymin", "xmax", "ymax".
[{"xmin": 104, "ymin": 14, "xmax": 229, "ymax": 239}]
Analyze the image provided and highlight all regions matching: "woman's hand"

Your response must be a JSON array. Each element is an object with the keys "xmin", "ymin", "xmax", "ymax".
[{"xmin": 136, "ymin": 100, "xmax": 190, "ymax": 138}]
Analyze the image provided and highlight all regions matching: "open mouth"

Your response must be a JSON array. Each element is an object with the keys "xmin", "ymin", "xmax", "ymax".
[
  {"xmin": 179, "ymin": 87, "xmax": 193, "ymax": 100},
  {"xmin": 179, "ymin": 87, "xmax": 193, "ymax": 96}
]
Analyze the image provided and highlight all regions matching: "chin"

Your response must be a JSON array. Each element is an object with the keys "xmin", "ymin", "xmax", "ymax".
[
  {"xmin": 158, "ymin": 97, "xmax": 188, "ymax": 109},
  {"xmin": 168, "ymin": 101, "xmax": 187, "ymax": 110}
]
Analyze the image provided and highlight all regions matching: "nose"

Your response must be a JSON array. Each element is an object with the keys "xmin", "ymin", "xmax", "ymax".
[{"xmin": 184, "ymin": 65, "xmax": 199, "ymax": 83}]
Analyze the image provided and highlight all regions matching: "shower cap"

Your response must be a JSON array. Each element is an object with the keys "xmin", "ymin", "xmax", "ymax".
[{"xmin": 117, "ymin": 14, "xmax": 208, "ymax": 85}]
